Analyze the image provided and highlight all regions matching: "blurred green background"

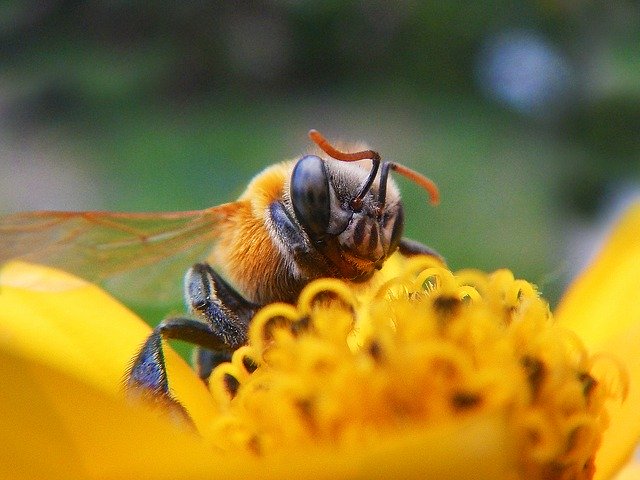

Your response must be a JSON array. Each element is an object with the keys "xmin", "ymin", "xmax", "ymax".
[{"xmin": 1, "ymin": 1, "xmax": 639, "ymax": 323}]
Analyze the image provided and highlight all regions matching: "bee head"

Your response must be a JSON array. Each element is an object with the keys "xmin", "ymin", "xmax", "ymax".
[{"xmin": 289, "ymin": 130, "xmax": 439, "ymax": 282}]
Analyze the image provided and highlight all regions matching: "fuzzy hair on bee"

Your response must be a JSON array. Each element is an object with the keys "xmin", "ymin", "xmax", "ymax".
[{"xmin": 0, "ymin": 129, "xmax": 442, "ymax": 422}]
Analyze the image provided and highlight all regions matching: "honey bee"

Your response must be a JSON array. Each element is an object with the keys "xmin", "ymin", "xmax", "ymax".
[{"xmin": 0, "ymin": 130, "xmax": 441, "ymax": 410}]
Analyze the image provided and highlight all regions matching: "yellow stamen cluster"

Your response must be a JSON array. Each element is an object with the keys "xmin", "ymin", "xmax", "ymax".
[{"xmin": 205, "ymin": 257, "xmax": 623, "ymax": 480}]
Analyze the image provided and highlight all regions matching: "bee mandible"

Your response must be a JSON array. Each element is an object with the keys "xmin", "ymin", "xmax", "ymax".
[{"xmin": 0, "ymin": 130, "xmax": 441, "ymax": 410}]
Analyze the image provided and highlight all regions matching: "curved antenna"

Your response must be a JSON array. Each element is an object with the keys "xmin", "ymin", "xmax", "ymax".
[
  {"xmin": 308, "ymin": 129, "xmax": 439, "ymax": 210},
  {"xmin": 378, "ymin": 162, "xmax": 440, "ymax": 209},
  {"xmin": 309, "ymin": 129, "xmax": 381, "ymax": 163}
]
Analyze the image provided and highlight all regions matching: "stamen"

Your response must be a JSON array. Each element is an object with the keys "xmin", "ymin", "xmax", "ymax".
[
  {"xmin": 308, "ymin": 129, "xmax": 440, "ymax": 210},
  {"xmin": 206, "ymin": 264, "xmax": 618, "ymax": 477}
]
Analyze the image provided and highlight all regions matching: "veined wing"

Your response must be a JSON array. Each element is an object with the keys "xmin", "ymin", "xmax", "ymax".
[{"xmin": 0, "ymin": 204, "xmax": 238, "ymax": 305}]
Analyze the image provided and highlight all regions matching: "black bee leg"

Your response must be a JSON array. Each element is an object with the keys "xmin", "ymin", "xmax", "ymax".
[
  {"xmin": 269, "ymin": 201, "xmax": 326, "ymax": 282},
  {"xmin": 186, "ymin": 262, "xmax": 260, "ymax": 382},
  {"xmin": 125, "ymin": 316, "xmax": 239, "ymax": 426},
  {"xmin": 127, "ymin": 262, "xmax": 258, "ymax": 394},
  {"xmin": 184, "ymin": 262, "xmax": 260, "ymax": 350},
  {"xmin": 193, "ymin": 348, "xmax": 231, "ymax": 384},
  {"xmin": 398, "ymin": 237, "xmax": 445, "ymax": 263}
]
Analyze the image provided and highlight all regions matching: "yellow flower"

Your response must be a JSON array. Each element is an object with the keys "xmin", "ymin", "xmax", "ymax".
[{"xmin": 1, "ymin": 204, "xmax": 639, "ymax": 480}]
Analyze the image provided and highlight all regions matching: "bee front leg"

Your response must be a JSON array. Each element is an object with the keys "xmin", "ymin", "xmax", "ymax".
[
  {"xmin": 126, "ymin": 316, "xmax": 233, "ymax": 408},
  {"xmin": 126, "ymin": 263, "xmax": 259, "ymax": 418}
]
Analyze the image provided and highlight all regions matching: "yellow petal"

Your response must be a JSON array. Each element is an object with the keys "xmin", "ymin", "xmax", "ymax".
[
  {"xmin": 611, "ymin": 461, "xmax": 640, "ymax": 480},
  {"xmin": 0, "ymin": 343, "xmax": 221, "ymax": 479},
  {"xmin": 257, "ymin": 412, "xmax": 515, "ymax": 480},
  {"xmin": 0, "ymin": 337, "xmax": 514, "ymax": 479},
  {"xmin": 0, "ymin": 261, "xmax": 217, "ymax": 431},
  {"xmin": 556, "ymin": 203, "xmax": 640, "ymax": 479},
  {"xmin": 341, "ymin": 413, "xmax": 514, "ymax": 479}
]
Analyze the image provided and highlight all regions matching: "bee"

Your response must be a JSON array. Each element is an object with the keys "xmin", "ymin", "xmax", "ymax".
[{"xmin": 0, "ymin": 130, "xmax": 441, "ymax": 411}]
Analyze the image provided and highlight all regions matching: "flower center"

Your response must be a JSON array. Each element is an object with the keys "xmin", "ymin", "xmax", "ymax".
[{"xmin": 204, "ymin": 256, "xmax": 624, "ymax": 480}]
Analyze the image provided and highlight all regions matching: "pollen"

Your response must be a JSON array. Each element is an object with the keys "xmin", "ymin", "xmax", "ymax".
[{"xmin": 205, "ymin": 256, "xmax": 625, "ymax": 480}]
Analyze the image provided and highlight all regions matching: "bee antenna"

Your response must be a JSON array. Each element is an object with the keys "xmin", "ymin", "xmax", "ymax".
[
  {"xmin": 308, "ymin": 129, "xmax": 440, "ymax": 211},
  {"xmin": 378, "ymin": 162, "xmax": 440, "ymax": 211}
]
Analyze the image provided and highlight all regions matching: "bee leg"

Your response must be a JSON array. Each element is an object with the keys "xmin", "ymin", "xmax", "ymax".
[
  {"xmin": 398, "ymin": 238, "xmax": 445, "ymax": 263},
  {"xmin": 185, "ymin": 263, "xmax": 259, "ymax": 349},
  {"xmin": 128, "ymin": 267, "xmax": 259, "ymax": 389},
  {"xmin": 269, "ymin": 201, "xmax": 326, "ymax": 275},
  {"xmin": 126, "ymin": 263, "xmax": 259, "ymax": 425},
  {"xmin": 126, "ymin": 263, "xmax": 259, "ymax": 419},
  {"xmin": 185, "ymin": 263, "xmax": 259, "ymax": 382},
  {"xmin": 125, "ymin": 316, "xmax": 236, "ymax": 426},
  {"xmin": 193, "ymin": 348, "xmax": 232, "ymax": 385},
  {"xmin": 269, "ymin": 201, "xmax": 309, "ymax": 252}
]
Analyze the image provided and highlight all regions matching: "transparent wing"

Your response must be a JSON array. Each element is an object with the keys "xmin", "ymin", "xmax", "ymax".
[{"xmin": 0, "ymin": 204, "xmax": 239, "ymax": 305}]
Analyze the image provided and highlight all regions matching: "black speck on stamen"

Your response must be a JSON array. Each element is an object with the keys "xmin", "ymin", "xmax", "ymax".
[
  {"xmin": 541, "ymin": 462, "xmax": 565, "ymax": 479},
  {"xmin": 306, "ymin": 292, "xmax": 356, "ymax": 318},
  {"xmin": 295, "ymin": 398, "xmax": 317, "ymax": 432},
  {"xmin": 291, "ymin": 315, "xmax": 311, "ymax": 336},
  {"xmin": 578, "ymin": 371, "xmax": 597, "ymax": 398},
  {"xmin": 521, "ymin": 355, "xmax": 546, "ymax": 399},
  {"xmin": 566, "ymin": 429, "xmax": 579, "ymax": 453},
  {"xmin": 368, "ymin": 340, "xmax": 384, "ymax": 362},
  {"xmin": 451, "ymin": 391, "xmax": 482, "ymax": 411},
  {"xmin": 262, "ymin": 315, "xmax": 292, "ymax": 342},
  {"xmin": 247, "ymin": 435, "xmax": 261, "ymax": 456},
  {"xmin": 433, "ymin": 295, "xmax": 461, "ymax": 314},
  {"xmin": 296, "ymin": 398, "xmax": 313, "ymax": 417},
  {"xmin": 526, "ymin": 426, "xmax": 542, "ymax": 446},
  {"xmin": 433, "ymin": 296, "xmax": 462, "ymax": 328},
  {"xmin": 582, "ymin": 457, "xmax": 596, "ymax": 478},
  {"xmin": 223, "ymin": 373, "xmax": 240, "ymax": 398},
  {"xmin": 242, "ymin": 356, "xmax": 259, "ymax": 374}
]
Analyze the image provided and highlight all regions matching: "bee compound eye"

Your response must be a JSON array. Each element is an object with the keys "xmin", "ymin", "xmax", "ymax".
[{"xmin": 291, "ymin": 155, "xmax": 331, "ymax": 239}]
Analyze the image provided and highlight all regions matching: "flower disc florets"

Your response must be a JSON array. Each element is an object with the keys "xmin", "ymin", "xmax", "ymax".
[{"xmin": 206, "ymin": 257, "xmax": 624, "ymax": 480}]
